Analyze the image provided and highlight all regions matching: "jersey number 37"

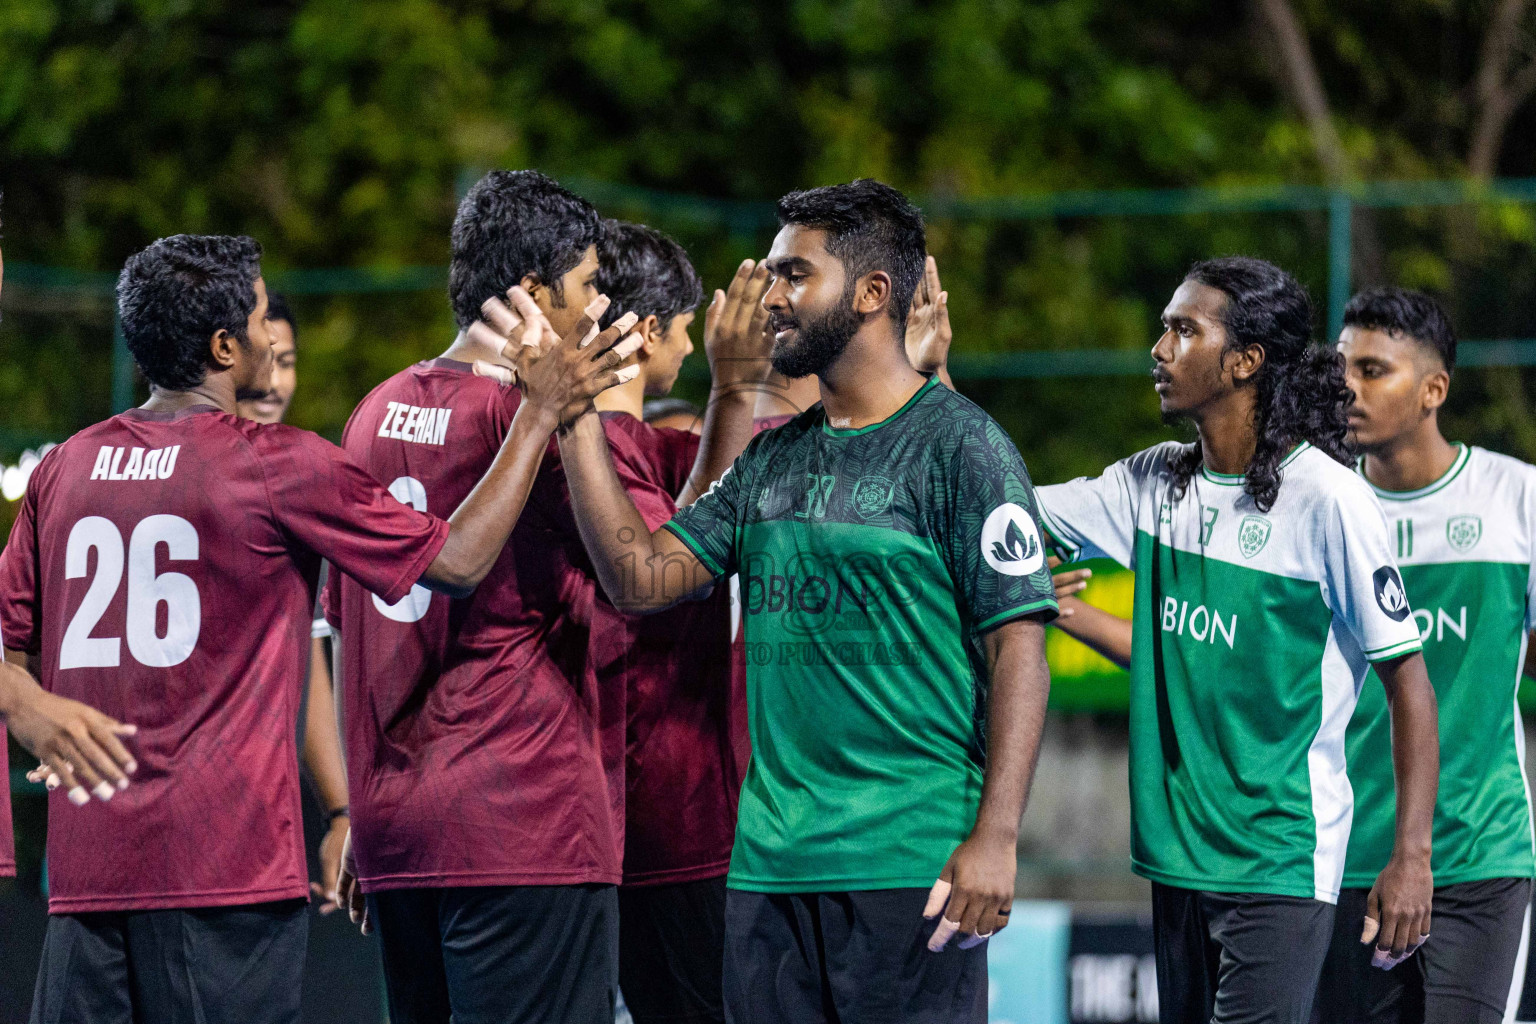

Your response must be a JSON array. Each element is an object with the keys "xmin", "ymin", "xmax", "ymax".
[{"xmin": 60, "ymin": 515, "xmax": 201, "ymax": 669}]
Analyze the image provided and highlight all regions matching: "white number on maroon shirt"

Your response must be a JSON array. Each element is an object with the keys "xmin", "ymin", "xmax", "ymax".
[
  {"xmin": 60, "ymin": 514, "xmax": 202, "ymax": 669},
  {"xmin": 372, "ymin": 476, "xmax": 433, "ymax": 623}
]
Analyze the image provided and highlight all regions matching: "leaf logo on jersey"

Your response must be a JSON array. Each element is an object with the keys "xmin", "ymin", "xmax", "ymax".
[
  {"xmin": 1373, "ymin": 566, "xmax": 1410, "ymax": 621},
  {"xmin": 981, "ymin": 503, "xmax": 1044, "ymax": 576},
  {"xmin": 851, "ymin": 475, "xmax": 895, "ymax": 518},
  {"xmin": 1446, "ymin": 514, "xmax": 1482, "ymax": 553},
  {"xmin": 1237, "ymin": 515, "xmax": 1271, "ymax": 558}
]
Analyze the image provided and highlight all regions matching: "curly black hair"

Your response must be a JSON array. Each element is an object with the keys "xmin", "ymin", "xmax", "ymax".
[
  {"xmin": 448, "ymin": 170, "xmax": 602, "ymax": 330},
  {"xmin": 595, "ymin": 220, "xmax": 703, "ymax": 332},
  {"xmin": 1168, "ymin": 257, "xmax": 1353, "ymax": 512},
  {"xmin": 1343, "ymin": 287, "xmax": 1457, "ymax": 373},
  {"xmin": 775, "ymin": 179, "xmax": 926, "ymax": 329},
  {"xmin": 116, "ymin": 234, "xmax": 263, "ymax": 392}
]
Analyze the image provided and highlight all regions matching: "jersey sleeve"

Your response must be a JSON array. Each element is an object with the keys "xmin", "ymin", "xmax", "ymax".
[
  {"xmin": 1322, "ymin": 482, "xmax": 1423, "ymax": 663},
  {"xmin": 934, "ymin": 418, "xmax": 1059, "ymax": 633},
  {"xmin": 651, "ymin": 426, "xmax": 700, "ymax": 497},
  {"xmin": 662, "ymin": 435, "xmax": 764, "ymax": 580},
  {"xmin": 259, "ymin": 428, "xmax": 450, "ymax": 605},
  {"xmin": 0, "ymin": 476, "xmax": 42, "ymax": 654},
  {"xmin": 1034, "ymin": 447, "xmax": 1163, "ymax": 568}
]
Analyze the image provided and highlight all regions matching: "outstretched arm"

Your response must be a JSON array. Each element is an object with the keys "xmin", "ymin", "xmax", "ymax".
[
  {"xmin": 419, "ymin": 289, "xmax": 640, "ymax": 596},
  {"xmin": 559, "ymin": 412, "xmax": 717, "ymax": 612},
  {"xmin": 926, "ymin": 617, "xmax": 1050, "ymax": 950},
  {"xmin": 1049, "ymin": 564, "xmax": 1132, "ymax": 669},
  {"xmin": 1366, "ymin": 651, "xmax": 1437, "ymax": 969}
]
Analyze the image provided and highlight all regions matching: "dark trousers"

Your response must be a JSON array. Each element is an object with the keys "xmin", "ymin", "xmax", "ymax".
[
  {"xmin": 620, "ymin": 876, "xmax": 728, "ymax": 1024},
  {"xmin": 30, "ymin": 898, "xmax": 308, "ymax": 1024},
  {"xmin": 368, "ymin": 883, "xmax": 619, "ymax": 1024},
  {"xmin": 1313, "ymin": 877, "xmax": 1533, "ymax": 1024},
  {"xmin": 1152, "ymin": 882, "xmax": 1334, "ymax": 1024},
  {"xmin": 722, "ymin": 887, "xmax": 987, "ymax": 1024}
]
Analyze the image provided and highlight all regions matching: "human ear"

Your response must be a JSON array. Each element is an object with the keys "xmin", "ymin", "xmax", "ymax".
[
  {"xmin": 1422, "ymin": 369, "xmax": 1450, "ymax": 413},
  {"xmin": 1230, "ymin": 343, "xmax": 1266, "ymax": 384},
  {"xmin": 208, "ymin": 329, "xmax": 239, "ymax": 372},
  {"xmin": 855, "ymin": 271, "xmax": 892, "ymax": 316}
]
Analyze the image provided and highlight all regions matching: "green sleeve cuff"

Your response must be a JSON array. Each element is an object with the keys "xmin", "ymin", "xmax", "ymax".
[
  {"xmin": 661, "ymin": 519, "xmax": 726, "ymax": 578},
  {"xmin": 975, "ymin": 597, "xmax": 1060, "ymax": 633}
]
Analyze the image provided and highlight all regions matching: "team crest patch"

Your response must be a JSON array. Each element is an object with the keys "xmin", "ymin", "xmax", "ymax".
[
  {"xmin": 981, "ymin": 503, "xmax": 1045, "ymax": 576},
  {"xmin": 1237, "ymin": 515, "xmax": 1271, "ymax": 558},
  {"xmin": 1446, "ymin": 514, "xmax": 1482, "ymax": 553},
  {"xmin": 851, "ymin": 475, "xmax": 895, "ymax": 518}
]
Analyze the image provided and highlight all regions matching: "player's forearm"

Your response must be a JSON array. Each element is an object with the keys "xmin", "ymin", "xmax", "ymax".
[
  {"xmin": 0, "ymin": 652, "xmax": 40, "ymax": 720},
  {"xmin": 1053, "ymin": 599, "xmax": 1133, "ymax": 669},
  {"xmin": 425, "ymin": 402, "xmax": 560, "ymax": 596},
  {"xmin": 1380, "ymin": 652, "xmax": 1438, "ymax": 864},
  {"xmin": 972, "ymin": 620, "xmax": 1051, "ymax": 842},
  {"xmin": 300, "ymin": 639, "xmax": 349, "ymax": 815},
  {"xmin": 559, "ymin": 412, "xmax": 707, "ymax": 612},
  {"xmin": 677, "ymin": 387, "xmax": 754, "ymax": 507}
]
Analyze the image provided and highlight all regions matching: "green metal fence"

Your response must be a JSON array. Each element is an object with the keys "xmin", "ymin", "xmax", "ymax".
[{"xmin": 10, "ymin": 174, "xmax": 1536, "ymax": 420}]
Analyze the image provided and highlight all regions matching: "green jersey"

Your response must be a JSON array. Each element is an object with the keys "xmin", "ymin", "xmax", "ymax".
[
  {"xmin": 1038, "ymin": 442, "xmax": 1422, "ymax": 902},
  {"xmin": 664, "ymin": 377, "xmax": 1058, "ymax": 891},
  {"xmin": 1342, "ymin": 444, "xmax": 1536, "ymax": 888}
]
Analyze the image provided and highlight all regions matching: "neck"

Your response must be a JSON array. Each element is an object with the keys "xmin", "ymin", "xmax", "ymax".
[
  {"xmin": 440, "ymin": 327, "xmax": 503, "ymax": 366},
  {"xmin": 593, "ymin": 373, "xmax": 646, "ymax": 419},
  {"xmin": 141, "ymin": 382, "xmax": 237, "ymax": 416},
  {"xmin": 1194, "ymin": 389, "xmax": 1260, "ymax": 476},
  {"xmin": 817, "ymin": 327, "xmax": 927, "ymax": 430},
  {"xmin": 754, "ymin": 371, "xmax": 822, "ymax": 419},
  {"xmin": 1360, "ymin": 418, "xmax": 1458, "ymax": 493}
]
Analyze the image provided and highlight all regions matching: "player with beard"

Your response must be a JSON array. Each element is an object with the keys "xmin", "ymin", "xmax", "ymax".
[
  {"xmin": 1311, "ymin": 289, "xmax": 1536, "ymax": 1024},
  {"xmin": 324, "ymin": 174, "xmax": 769, "ymax": 1024},
  {"xmin": 558, "ymin": 179, "xmax": 1057, "ymax": 1023},
  {"xmin": 233, "ymin": 294, "xmax": 351, "ymax": 916},
  {"xmin": 1035, "ymin": 258, "xmax": 1439, "ymax": 1024},
  {"xmin": 587, "ymin": 220, "xmax": 771, "ymax": 1024},
  {"xmin": 0, "ymin": 231, "xmax": 636, "ymax": 1024}
]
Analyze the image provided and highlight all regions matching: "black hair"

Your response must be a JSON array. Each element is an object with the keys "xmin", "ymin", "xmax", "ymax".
[
  {"xmin": 596, "ymin": 220, "xmax": 703, "ymax": 333},
  {"xmin": 266, "ymin": 291, "xmax": 298, "ymax": 346},
  {"xmin": 775, "ymin": 179, "xmax": 926, "ymax": 329},
  {"xmin": 116, "ymin": 234, "xmax": 263, "ymax": 391},
  {"xmin": 1168, "ymin": 257, "xmax": 1353, "ymax": 512},
  {"xmin": 1343, "ymin": 287, "xmax": 1457, "ymax": 374},
  {"xmin": 448, "ymin": 170, "xmax": 602, "ymax": 330},
  {"xmin": 643, "ymin": 397, "xmax": 702, "ymax": 423}
]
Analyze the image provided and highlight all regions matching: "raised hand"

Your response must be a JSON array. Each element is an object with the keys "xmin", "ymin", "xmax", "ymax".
[
  {"xmin": 3, "ymin": 661, "xmax": 136, "ymax": 806},
  {"xmin": 467, "ymin": 284, "xmax": 558, "ymax": 384},
  {"xmin": 704, "ymin": 259, "xmax": 773, "ymax": 392},
  {"xmin": 907, "ymin": 255, "xmax": 953, "ymax": 378}
]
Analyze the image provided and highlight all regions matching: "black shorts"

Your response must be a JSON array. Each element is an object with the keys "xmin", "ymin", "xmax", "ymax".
[
  {"xmin": 722, "ymin": 887, "xmax": 987, "ymax": 1024},
  {"xmin": 367, "ymin": 883, "xmax": 618, "ymax": 1024},
  {"xmin": 1152, "ymin": 882, "xmax": 1334, "ymax": 1024},
  {"xmin": 619, "ymin": 876, "xmax": 727, "ymax": 1024},
  {"xmin": 30, "ymin": 898, "xmax": 308, "ymax": 1024},
  {"xmin": 1314, "ymin": 877, "xmax": 1533, "ymax": 1024}
]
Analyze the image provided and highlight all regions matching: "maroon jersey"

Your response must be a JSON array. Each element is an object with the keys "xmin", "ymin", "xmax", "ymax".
[
  {"xmin": 0, "ymin": 723, "xmax": 12, "ymax": 877},
  {"xmin": 0, "ymin": 407, "xmax": 447, "ymax": 913},
  {"xmin": 324, "ymin": 360, "xmax": 674, "ymax": 890},
  {"xmin": 598, "ymin": 413, "xmax": 747, "ymax": 886}
]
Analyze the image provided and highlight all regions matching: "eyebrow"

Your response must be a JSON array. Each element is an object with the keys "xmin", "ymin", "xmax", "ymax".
[
  {"xmin": 765, "ymin": 256, "xmax": 815, "ymax": 275},
  {"xmin": 1161, "ymin": 314, "xmax": 1199, "ymax": 329}
]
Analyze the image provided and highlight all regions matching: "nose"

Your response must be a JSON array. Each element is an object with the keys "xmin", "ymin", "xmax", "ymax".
[
  {"xmin": 1151, "ymin": 329, "xmax": 1173, "ymax": 364},
  {"xmin": 763, "ymin": 275, "xmax": 789, "ymax": 312}
]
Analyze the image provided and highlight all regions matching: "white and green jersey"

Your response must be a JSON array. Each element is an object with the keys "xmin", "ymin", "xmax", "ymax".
[
  {"xmin": 1038, "ymin": 442, "xmax": 1422, "ymax": 902},
  {"xmin": 1343, "ymin": 444, "xmax": 1536, "ymax": 888}
]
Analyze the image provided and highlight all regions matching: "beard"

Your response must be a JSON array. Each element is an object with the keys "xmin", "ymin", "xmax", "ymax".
[{"xmin": 769, "ymin": 292, "xmax": 864, "ymax": 379}]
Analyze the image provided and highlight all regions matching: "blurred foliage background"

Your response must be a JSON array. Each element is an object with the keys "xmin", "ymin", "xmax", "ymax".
[{"xmin": 8, "ymin": 0, "xmax": 1536, "ymax": 493}]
